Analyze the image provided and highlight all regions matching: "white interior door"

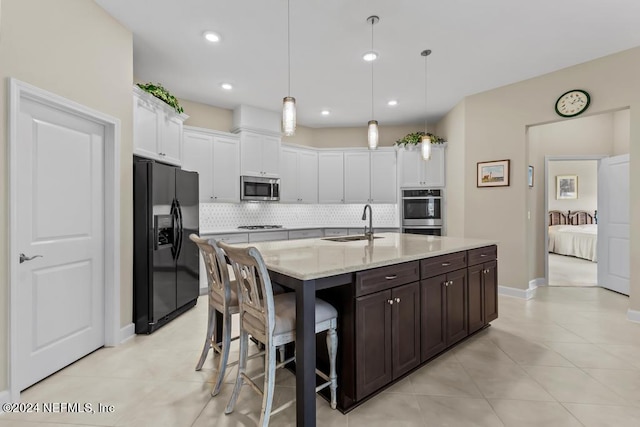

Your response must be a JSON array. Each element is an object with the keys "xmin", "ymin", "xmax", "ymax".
[
  {"xmin": 16, "ymin": 97, "xmax": 105, "ymax": 391},
  {"xmin": 597, "ymin": 154, "xmax": 630, "ymax": 295}
]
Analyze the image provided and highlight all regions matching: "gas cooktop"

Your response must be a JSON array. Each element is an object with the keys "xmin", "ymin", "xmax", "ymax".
[{"xmin": 237, "ymin": 225, "xmax": 284, "ymax": 230}]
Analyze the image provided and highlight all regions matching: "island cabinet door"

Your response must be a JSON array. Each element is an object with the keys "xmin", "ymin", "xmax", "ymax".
[
  {"xmin": 467, "ymin": 264, "xmax": 485, "ymax": 334},
  {"xmin": 420, "ymin": 274, "xmax": 447, "ymax": 362},
  {"xmin": 484, "ymin": 260, "xmax": 498, "ymax": 323},
  {"xmin": 392, "ymin": 282, "xmax": 421, "ymax": 379},
  {"xmin": 355, "ymin": 290, "xmax": 393, "ymax": 400},
  {"xmin": 445, "ymin": 269, "xmax": 468, "ymax": 346}
]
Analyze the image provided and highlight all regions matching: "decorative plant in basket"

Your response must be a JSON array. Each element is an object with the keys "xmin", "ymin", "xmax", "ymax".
[
  {"xmin": 136, "ymin": 82, "xmax": 184, "ymax": 114},
  {"xmin": 395, "ymin": 131, "xmax": 446, "ymax": 148}
]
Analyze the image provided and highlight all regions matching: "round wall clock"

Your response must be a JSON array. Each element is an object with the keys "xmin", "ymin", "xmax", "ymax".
[{"xmin": 555, "ymin": 89, "xmax": 590, "ymax": 117}]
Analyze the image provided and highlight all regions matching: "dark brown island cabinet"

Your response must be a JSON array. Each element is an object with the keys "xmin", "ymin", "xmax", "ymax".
[{"xmin": 321, "ymin": 244, "xmax": 498, "ymax": 412}]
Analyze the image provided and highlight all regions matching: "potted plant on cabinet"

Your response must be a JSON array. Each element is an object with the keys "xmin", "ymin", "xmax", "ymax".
[
  {"xmin": 394, "ymin": 131, "xmax": 446, "ymax": 148},
  {"xmin": 136, "ymin": 82, "xmax": 184, "ymax": 114}
]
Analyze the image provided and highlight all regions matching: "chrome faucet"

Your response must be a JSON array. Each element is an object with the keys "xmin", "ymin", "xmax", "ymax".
[{"xmin": 362, "ymin": 204, "xmax": 373, "ymax": 240}]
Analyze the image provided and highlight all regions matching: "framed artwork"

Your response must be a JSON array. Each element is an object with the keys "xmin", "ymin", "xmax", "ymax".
[
  {"xmin": 528, "ymin": 165, "xmax": 534, "ymax": 187},
  {"xmin": 556, "ymin": 175, "xmax": 578, "ymax": 199},
  {"xmin": 477, "ymin": 159, "xmax": 510, "ymax": 187}
]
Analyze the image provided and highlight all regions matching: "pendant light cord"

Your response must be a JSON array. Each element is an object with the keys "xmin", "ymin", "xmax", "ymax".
[
  {"xmin": 424, "ymin": 53, "xmax": 428, "ymax": 133},
  {"xmin": 371, "ymin": 18, "xmax": 374, "ymax": 120},
  {"xmin": 287, "ymin": 0, "xmax": 291, "ymax": 97}
]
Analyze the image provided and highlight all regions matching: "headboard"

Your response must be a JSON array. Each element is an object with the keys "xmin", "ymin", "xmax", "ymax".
[
  {"xmin": 568, "ymin": 210, "xmax": 596, "ymax": 225},
  {"xmin": 549, "ymin": 210, "xmax": 568, "ymax": 226},
  {"xmin": 549, "ymin": 210, "xmax": 597, "ymax": 226}
]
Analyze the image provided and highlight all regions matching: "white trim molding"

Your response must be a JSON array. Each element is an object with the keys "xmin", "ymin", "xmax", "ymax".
[
  {"xmin": 499, "ymin": 284, "xmax": 537, "ymax": 300},
  {"xmin": 8, "ymin": 78, "xmax": 121, "ymax": 400},
  {"xmin": 529, "ymin": 277, "xmax": 547, "ymax": 288},
  {"xmin": 119, "ymin": 323, "xmax": 136, "ymax": 344},
  {"xmin": 627, "ymin": 309, "xmax": 640, "ymax": 323},
  {"xmin": 0, "ymin": 390, "xmax": 10, "ymax": 409}
]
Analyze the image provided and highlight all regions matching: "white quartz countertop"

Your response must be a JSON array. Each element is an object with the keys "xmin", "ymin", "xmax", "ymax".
[
  {"xmin": 228, "ymin": 233, "xmax": 497, "ymax": 281},
  {"xmin": 200, "ymin": 225, "xmax": 398, "ymax": 234}
]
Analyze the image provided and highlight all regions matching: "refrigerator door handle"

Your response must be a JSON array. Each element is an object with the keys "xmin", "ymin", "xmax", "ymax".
[
  {"xmin": 174, "ymin": 199, "xmax": 184, "ymax": 261},
  {"xmin": 170, "ymin": 199, "xmax": 180, "ymax": 259}
]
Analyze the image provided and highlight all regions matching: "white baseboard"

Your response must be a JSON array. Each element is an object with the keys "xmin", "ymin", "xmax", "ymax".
[
  {"xmin": 199, "ymin": 286, "xmax": 208, "ymax": 296},
  {"xmin": 529, "ymin": 277, "xmax": 547, "ymax": 288},
  {"xmin": 627, "ymin": 309, "xmax": 640, "ymax": 323},
  {"xmin": 498, "ymin": 285, "xmax": 537, "ymax": 300},
  {"xmin": 0, "ymin": 389, "xmax": 11, "ymax": 411},
  {"xmin": 119, "ymin": 323, "xmax": 135, "ymax": 344}
]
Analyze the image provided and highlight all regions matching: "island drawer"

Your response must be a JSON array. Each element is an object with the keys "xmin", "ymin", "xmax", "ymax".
[
  {"xmin": 420, "ymin": 251, "xmax": 467, "ymax": 278},
  {"xmin": 468, "ymin": 245, "xmax": 497, "ymax": 266},
  {"xmin": 355, "ymin": 261, "xmax": 419, "ymax": 297}
]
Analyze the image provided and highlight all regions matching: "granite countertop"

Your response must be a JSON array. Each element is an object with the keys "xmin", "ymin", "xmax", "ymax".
[
  {"xmin": 200, "ymin": 225, "xmax": 399, "ymax": 234},
  {"xmin": 227, "ymin": 232, "xmax": 497, "ymax": 280}
]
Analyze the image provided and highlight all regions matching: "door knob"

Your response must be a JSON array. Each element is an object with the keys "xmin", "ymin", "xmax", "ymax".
[{"xmin": 19, "ymin": 253, "xmax": 43, "ymax": 264}]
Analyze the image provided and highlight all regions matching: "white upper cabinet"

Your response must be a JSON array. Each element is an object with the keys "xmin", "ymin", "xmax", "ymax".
[
  {"xmin": 318, "ymin": 152, "xmax": 345, "ymax": 203},
  {"xmin": 280, "ymin": 146, "xmax": 318, "ymax": 203},
  {"xmin": 370, "ymin": 151, "xmax": 397, "ymax": 203},
  {"xmin": 398, "ymin": 144, "xmax": 445, "ymax": 188},
  {"xmin": 183, "ymin": 127, "xmax": 240, "ymax": 203},
  {"xmin": 344, "ymin": 152, "xmax": 371, "ymax": 203},
  {"xmin": 239, "ymin": 131, "xmax": 281, "ymax": 178},
  {"xmin": 344, "ymin": 150, "xmax": 397, "ymax": 203},
  {"xmin": 133, "ymin": 87, "xmax": 188, "ymax": 166}
]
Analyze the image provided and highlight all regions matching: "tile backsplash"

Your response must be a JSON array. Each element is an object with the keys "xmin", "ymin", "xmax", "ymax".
[{"xmin": 200, "ymin": 203, "xmax": 399, "ymax": 230}]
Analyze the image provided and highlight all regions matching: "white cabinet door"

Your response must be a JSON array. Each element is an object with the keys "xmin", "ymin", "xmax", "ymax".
[
  {"xmin": 212, "ymin": 136, "xmax": 240, "ymax": 202},
  {"xmin": 240, "ymin": 132, "xmax": 263, "ymax": 177},
  {"xmin": 344, "ymin": 152, "xmax": 371, "ymax": 203},
  {"xmin": 399, "ymin": 149, "xmax": 423, "ymax": 187},
  {"xmin": 262, "ymin": 135, "xmax": 281, "ymax": 178},
  {"xmin": 298, "ymin": 150, "xmax": 318, "ymax": 203},
  {"xmin": 133, "ymin": 95, "xmax": 161, "ymax": 160},
  {"xmin": 318, "ymin": 152, "xmax": 345, "ymax": 203},
  {"xmin": 422, "ymin": 145, "xmax": 445, "ymax": 187},
  {"xmin": 160, "ymin": 113, "xmax": 183, "ymax": 166},
  {"xmin": 280, "ymin": 147, "xmax": 299, "ymax": 203},
  {"xmin": 182, "ymin": 130, "xmax": 214, "ymax": 202},
  {"xmin": 370, "ymin": 151, "xmax": 397, "ymax": 203}
]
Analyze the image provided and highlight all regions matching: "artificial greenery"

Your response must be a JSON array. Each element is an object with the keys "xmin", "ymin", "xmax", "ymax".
[
  {"xmin": 136, "ymin": 82, "xmax": 184, "ymax": 114},
  {"xmin": 395, "ymin": 131, "xmax": 446, "ymax": 147}
]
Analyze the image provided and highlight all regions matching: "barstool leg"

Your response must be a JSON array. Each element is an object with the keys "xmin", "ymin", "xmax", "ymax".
[
  {"xmin": 195, "ymin": 302, "xmax": 216, "ymax": 371},
  {"xmin": 225, "ymin": 329, "xmax": 248, "ymax": 415},
  {"xmin": 211, "ymin": 308, "xmax": 232, "ymax": 396},
  {"xmin": 327, "ymin": 326, "xmax": 338, "ymax": 410},
  {"xmin": 259, "ymin": 343, "xmax": 277, "ymax": 427}
]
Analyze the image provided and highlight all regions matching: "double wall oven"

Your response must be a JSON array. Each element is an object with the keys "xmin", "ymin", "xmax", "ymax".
[{"xmin": 401, "ymin": 189, "xmax": 443, "ymax": 236}]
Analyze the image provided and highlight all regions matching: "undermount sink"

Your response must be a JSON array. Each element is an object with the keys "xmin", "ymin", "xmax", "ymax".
[{"xmin": 323, "ymin": 235, "xmax": 384, "ymax": 242}]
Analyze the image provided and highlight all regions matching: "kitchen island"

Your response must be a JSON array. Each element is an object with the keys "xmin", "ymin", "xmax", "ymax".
[{"xmin": 230, "ymin": 232, "xmax": 498, "ymax": 426}]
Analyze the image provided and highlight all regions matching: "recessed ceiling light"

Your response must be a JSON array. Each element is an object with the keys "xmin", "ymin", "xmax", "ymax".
[
  {"xmin": 321, "ymin": 110, "xmax": 330, "ymax": 116},
  {"xmin": 203, "ymin": 31, "xmax": 221, "ymax": 43},
  {"xmin": 387, "ymin": 100, "xmax": 398, "ymax": 106},
  {"xmin": 221, "ymin": 83, "xmax": 233, "ymax": 90},
  {"xmin": 363, "ymin": 51, "xmax": 378, "ymax": 62}
]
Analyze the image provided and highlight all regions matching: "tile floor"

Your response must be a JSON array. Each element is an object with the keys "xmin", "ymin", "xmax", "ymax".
[
  {"xmin": 2, "ymin": 286, "xmax": 640, "ymax": 427},
  {"xmin": 548, "ymin": 253, "xmax": 598, "ymax": 287}
]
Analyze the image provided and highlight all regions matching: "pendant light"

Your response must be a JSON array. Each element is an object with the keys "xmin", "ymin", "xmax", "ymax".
[
  {"xmin": 367, "ymin": 15, "xmax": 379, "ymax": 150},
  {"xmin": 282, "ymin": 0, "xmax": 296, "ymax": 136},
  {"xmin": 421, "ymin": 49, "xmax": 432, "ymax": 160}
]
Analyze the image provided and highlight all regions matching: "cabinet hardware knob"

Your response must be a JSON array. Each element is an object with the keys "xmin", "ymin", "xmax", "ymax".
[
  {"xmin": 449, "ymin": 280, "xmax": 454, "ymax": 286},
  {"xmin": 444, "ymin": 281, "xmax": 448, "ymax": 287},
  {"xmin": 385, "ymin": 275, "xmax": 398, "ymax": 280},
  {"xmin": 441, "ymin": 262, "xmax": 451, "ymax": 266},
  {"xmin": 395, "ymin": 297, "xmax": 401, "ymax": 303},
  {"xmin": 480, "ymin": 254, "xmax": 487, "ymax": 257},
  {"xmin": 388, "ymin": 299, "xmax": 394, "ymax": 305}
]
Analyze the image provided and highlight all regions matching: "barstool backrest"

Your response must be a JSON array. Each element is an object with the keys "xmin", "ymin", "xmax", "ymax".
[
  {"xmin": 189, "ymin": 234, "xmax": 232, "ymax": 308},
  {"xmin": 218, "ymin": 243, "xmax": 275, "ymax": 344}
]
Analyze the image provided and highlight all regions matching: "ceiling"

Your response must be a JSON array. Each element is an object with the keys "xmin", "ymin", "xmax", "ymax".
[{"xmin": 96, "ymin": 0, "xmax": 640, "ymax": 128}]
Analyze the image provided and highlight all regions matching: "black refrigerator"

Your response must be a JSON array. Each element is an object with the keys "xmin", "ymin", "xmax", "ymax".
[{"xmin": 133, "ymin": 157, "xmax": 200, "ymax": 334}]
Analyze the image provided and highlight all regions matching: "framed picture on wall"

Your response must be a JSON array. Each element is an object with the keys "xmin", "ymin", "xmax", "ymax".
[
  {"xmin": 528, "ymin": 165, "xmax": 534, "ymax": 187},
  {"xmin": 477, "ymin": 159, "xmax": 510, "ymax": 187},
  {"xmin": 556, "ymin": 175, "xmax": 578, "ymax": 199}
]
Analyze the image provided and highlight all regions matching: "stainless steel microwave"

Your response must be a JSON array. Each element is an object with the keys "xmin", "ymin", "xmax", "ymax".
[{"xmin": 240, "ymin": 176, "xmax": 280, "ymax": 202}]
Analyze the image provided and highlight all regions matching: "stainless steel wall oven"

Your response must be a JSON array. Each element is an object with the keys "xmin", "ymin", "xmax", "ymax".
[{"xmin": 401, "ymin": 189, "xmax": 444, "ymax": 236}]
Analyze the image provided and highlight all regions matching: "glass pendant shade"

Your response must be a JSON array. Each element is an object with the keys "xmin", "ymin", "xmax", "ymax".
[
  {"xmin": 368, "ymin": 120, "xmax": 379, "ymax": 150},
  {"xmin": 421, "ymin": 135, "xmax": 432, "ymax": 160},
  {"xmin": 282, "ymin": 96, "xmax": 296, "ymax": 136}
]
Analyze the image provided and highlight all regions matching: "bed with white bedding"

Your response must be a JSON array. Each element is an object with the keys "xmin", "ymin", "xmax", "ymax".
[{"xmin": 548, "ymin": 223, "xmax": 597, "ymax": 262}]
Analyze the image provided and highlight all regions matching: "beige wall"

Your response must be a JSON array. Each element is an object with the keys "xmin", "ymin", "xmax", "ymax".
[
  {"xmin": 613, "ymin": 109, "xmax": 631, "ymax": 155},
  {"xmin": 0, "ymin": 0, "xmax": 133, "ymax": 391},
  {"xmin": 436, "ymin": 100, "xmax": 466, "ymax": 237},
  {"xmin": 547, "ymin": 160, "xmax": 598, "ymax": 212},
  {"xmin": 438, "ymin": 47, "xmax": 640, "ymax": 310},
  {"xmin": 179, "ymin": 98, "xmax": 233, "ymax": 132}
]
